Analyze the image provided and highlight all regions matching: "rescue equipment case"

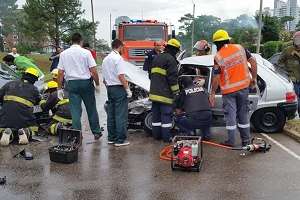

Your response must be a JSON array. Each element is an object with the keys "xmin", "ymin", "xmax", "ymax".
[{"xmin": 48, "ymin": 127, "xmax": 81, "ymax": 164}]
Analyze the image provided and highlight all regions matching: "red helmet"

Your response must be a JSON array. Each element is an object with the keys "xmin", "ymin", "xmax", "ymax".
[{"xmin": 193, "ymin": 40, "xmax": 209, "ymax": 51}]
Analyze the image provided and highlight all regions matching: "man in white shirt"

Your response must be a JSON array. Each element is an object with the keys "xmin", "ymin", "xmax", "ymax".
[
  {"xmin": 8, "ymin": 48, "xmax": 20, "ymax": 57},
  {"xmin": 57, "ymin": 33, "xmax": 102, "ymax": 140},
  {"xmin": 102, "ymin": 39, "xmax": 132, "ymax": 147}
]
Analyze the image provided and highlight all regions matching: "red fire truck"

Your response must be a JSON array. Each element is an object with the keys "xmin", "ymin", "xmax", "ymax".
[{"xmin": 112, "ymin": 16, "xmax": 175, "ymax": 66}]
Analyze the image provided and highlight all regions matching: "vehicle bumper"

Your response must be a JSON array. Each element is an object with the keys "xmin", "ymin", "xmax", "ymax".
[{"xmin": 278, "ymin": 102, "xmax": 298, "ymax": 120}]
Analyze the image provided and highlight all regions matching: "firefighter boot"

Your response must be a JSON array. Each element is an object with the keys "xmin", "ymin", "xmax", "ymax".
[
  {"xmin": 0, "ymin": 128, "xmax": 13, "ymax": 146},
  {"xmin": 18, "ymin": 128, "xmax": 30, "ymax": 145}
]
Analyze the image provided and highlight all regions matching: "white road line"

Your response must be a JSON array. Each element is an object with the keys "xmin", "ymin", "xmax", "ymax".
[{"xmin": 260, "ymin": 133, "xmax": 300, "ymax": 161}]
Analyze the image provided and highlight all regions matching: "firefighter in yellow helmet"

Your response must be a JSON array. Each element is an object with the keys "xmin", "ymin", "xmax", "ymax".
[
  {"xmin": 210, "ymin": 29, "xmax": 257, "ymax": 147},
  {"xmin": 40, "ymin": 81, "xmax": 72, "ymax": 135},
  {"xmin": 149, "ymin": 38, "xmax": 181, "ymax": 142},
  {"xmin": 0, "ymin": 68, "xmax": 41, "ymax": 146}
]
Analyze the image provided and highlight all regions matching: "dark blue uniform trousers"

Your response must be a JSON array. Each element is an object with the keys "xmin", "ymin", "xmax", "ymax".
[
  {"xmin": 151, "ymin": 102, "xmax": 173, "ymax": 142},
  {"xmin": 175, "ymin": 111, "xmax": 212, "ymax": 139}
]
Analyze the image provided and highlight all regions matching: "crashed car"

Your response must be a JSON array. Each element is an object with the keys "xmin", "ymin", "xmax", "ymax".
[{"xmin": 111, "ymin": 53, "xmax": 298, "ymax": 134}]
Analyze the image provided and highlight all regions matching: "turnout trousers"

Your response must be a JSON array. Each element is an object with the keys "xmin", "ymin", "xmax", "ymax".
[
  {"xmin": 151, "ymin": 102, "xmax": 173, "ymax": 142},
  {"xmin": 222, "ymin": 88, "xmax": 251, "ymax": 146}
]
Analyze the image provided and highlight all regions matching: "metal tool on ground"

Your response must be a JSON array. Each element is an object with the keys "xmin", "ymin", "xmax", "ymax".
[
  {"xmin": 0, "ymin": 176, "xmax": 6, "ymax": 185},
  {"xmin": 13, "ymin": 149, "xmax": 33, "ymax": 160},
  {"xmin": 170, "ymin": 136, "xmax": 203, "ymax": 172},
  {"xmin": 160, "ymin": 137, "xmax": 272, "ymax": 165}
]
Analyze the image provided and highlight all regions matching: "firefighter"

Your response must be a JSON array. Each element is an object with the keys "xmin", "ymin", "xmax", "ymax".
[
  {"xmin": 175, "ymin": 76, "xmax": 212, "ymax": 140},
  {"xmin": 51, "ymin": 68, "xmax": 59, "ymax": 82},
  {"xmin": 0, "ymin": 68, "xmax": 41, "ymax": 146},
  {"xmin": 194, "ymin": 40, "xmax": 211, "ymax": 56},
  {"xmin": 278, "ymin": 31, "xmax": 300, "ymax": 113},
  {"xmin": 40, "ymin": 81, "xmax": 72, "ymax": 135},
  {"xmin": 143, "ymin": 41, "xmax": 165, "ymax": 73},
  {"xmin": 149, "ymin": 38, "xmax": 181, "ymax": 142},
  {"xmin": 210, "ymin": 29, "xmax": 257, "ymax": 147}
]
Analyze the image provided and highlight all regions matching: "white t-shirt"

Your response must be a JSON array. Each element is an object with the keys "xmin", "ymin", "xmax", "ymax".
[
  {"xmin": 57, "ymin": 44, "xmax": 96, "ymax": 81},
  {"xmin": 8, "ymin": 52, "xmax": 20, "ymax": 58},
  {"xmin": 101, "ymin": 50, "xmax": 126, "ymax": 86}
]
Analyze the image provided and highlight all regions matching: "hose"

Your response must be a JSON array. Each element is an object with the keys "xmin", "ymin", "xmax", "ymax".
[{"xmin": 160, "ymin": 140, "xmax": 234, "ymax": 161}]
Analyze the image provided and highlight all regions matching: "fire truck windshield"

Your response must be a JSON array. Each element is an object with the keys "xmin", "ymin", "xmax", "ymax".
[{"xmin": 124, "ymin": 25, "xmax": 164, "ymax": 41}]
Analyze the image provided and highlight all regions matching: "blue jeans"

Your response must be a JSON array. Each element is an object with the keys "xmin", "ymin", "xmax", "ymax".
[
  {"xmin": 294, "ymin": 82, "xmax": 300, "ymax": 113},
  {"xmin": 67, "ymin": 79, "xmax": 101, "ymax": 135},
  {"xmin": 106, "ymin": 86, "xmax": 128, "ymax": 143},
  {"xmin": 175, "ymin": 111, "xmax": 212, "ymax": 139},
  {"xmin": 151, "ymin": 102, "xmax": 173, "ymax": 142}
]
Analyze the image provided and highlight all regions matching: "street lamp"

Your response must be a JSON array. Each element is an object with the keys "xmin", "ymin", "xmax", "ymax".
[{"xmin": 256, "ymin": 0, "xmax": 263, "ymax": 53}]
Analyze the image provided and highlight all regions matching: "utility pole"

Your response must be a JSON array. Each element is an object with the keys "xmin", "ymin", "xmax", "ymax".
[
  {"xmin": 256, "ymin": 0, "xmax": 263, "ymax": 54},
  {"xmin": 191, "ymin": 2, "xmax": 195, "ymax": 54},
  {"xmin": 90, "ymin": 0, "xmax": 96, "ymax": 48}
]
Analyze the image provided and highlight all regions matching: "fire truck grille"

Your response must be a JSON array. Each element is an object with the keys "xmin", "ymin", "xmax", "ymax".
[{"xmin": 129, "ymin": 48, "xmax": 149, "ymax": 57}]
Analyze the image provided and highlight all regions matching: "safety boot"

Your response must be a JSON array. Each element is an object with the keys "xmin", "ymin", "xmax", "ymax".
[
  {"xmin": 18, "ymin": 128, "xmax": 30, "ymax": 145},
  {"xmin": 0, "ymin": 128, "xmax": 12, "ymax": 146}
]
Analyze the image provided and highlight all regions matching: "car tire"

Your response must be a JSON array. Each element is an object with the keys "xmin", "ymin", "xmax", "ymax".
[
  {"xmin": 143, "ymin": 112, "xmax": 153, "ymax": 135},
  {"xmin": 251, "ymin": 107, "xmax": 286, "ymax": 133}
]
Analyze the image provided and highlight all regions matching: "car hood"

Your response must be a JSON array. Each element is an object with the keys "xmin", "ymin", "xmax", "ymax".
[{"xmin": 122, "ymin": 61, "xmax": 150, "ymax": 91}]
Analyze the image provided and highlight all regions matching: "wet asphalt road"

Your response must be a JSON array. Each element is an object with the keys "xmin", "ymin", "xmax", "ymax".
[{"xmin": 0, "ymin": 86, "xmax": 300, "ymax": 200}]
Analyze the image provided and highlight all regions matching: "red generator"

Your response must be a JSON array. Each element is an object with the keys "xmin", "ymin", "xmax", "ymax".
[{"xmin": 171, "ymin": 136, "xmax": 203, "ymax": 172}]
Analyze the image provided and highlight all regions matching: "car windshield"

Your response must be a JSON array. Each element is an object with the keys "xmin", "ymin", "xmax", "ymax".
[
  {"xmin": 124, "ymin": 25, "xmax": 165, "ymax": 41},
  {"xmin": 0, "ymin": 62, "xmax": 19, "ymax": 79}
]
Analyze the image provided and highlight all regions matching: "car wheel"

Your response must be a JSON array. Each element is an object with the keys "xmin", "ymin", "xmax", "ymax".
[
  {"xmin": 251, "ymin": 107, "xmax": 286, "ymax": 133},
  {"xmin": 143, "ymin": 112, "xmax": 152, "ymax": 134}
]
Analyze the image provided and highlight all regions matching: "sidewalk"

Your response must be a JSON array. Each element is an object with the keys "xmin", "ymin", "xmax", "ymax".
[{"xmin": 284, "ymin": 120, "xmax": 300, "ymax": 142}]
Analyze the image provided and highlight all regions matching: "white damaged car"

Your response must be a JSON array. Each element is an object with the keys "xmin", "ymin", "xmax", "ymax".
[{"xmin": 120, "ymin": 54, "xmax": 298, "ymax": 134}]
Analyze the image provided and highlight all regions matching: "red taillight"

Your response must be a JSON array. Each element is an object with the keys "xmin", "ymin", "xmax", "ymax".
[{"xmin": 286, "ymin": 92, "xmax": 297, "ymax": 103}]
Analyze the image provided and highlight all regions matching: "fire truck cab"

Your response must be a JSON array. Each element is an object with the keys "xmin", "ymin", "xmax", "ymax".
[{"xmin": 112, "ymin": 16, "xmax": 175, "ymax": 66}]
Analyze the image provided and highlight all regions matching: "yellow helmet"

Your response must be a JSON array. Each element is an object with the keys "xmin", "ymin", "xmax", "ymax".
[
  {"xmin": 167, "ymin": 39, "xmax": 181, "ymax": 49},
  {"xmin": 213, "ymin": 29, "xmax": 231, "ymax": 42},
  {"xmin": 25, "ymin": 67, "xmax": 39, "ymax": 78},
  {"xmin": 47, "ymin": 81, "xmax": 58, "ymax": 89},
  {"xmin": 51, "ymin": 68, "xmax": 58, "ymax": 79}
]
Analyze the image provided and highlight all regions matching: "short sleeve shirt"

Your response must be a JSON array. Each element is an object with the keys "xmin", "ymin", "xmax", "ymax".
[
  {"xmin": 101, "ymin": 51, "xmax": 126, "ymax": 86},
  {"xmin": 57, "ymin": 45, "xmax": 96, "ymax": 81}
]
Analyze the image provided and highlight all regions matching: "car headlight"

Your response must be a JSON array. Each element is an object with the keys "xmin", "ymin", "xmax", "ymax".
[{"xmin": 129, "ymin": 106, "xmax": 146, "ymax": 115}]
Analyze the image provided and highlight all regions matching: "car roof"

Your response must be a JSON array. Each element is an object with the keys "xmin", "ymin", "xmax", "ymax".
[{"xmin": 180, "ymin": 55, "xmax": 214, "ymax": 67}]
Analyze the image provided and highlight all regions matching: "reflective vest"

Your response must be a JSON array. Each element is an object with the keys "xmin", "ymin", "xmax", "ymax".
[{"xmin": 215, "ymin": 44, "xmax": 251, "ymax": 95}]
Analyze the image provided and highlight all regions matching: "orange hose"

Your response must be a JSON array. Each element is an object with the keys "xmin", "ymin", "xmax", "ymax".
[{"xmin": 160, "ymin": 141, "xmax": 233, "ymax": 161}]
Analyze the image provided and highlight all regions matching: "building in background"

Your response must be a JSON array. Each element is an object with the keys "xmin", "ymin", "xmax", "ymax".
[{"xmin": 273, "ymin": 0, "xmax": 300, "ymax": 31}]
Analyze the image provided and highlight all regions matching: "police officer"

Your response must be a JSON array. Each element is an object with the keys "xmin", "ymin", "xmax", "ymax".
[
  {"xmin": 210, "ymin": 29, "xmax": 257, "ymax": 147},
  {"xmin": 143, "ymin": 41, "xmax": 165, "ymax": 73},
  {"xmin": 0, "ymin": 68, "xmax": 41, "ymax": 146},
  {"xmin": 149, "ymin": 38, "xmax": 181, "ymax": 142},
  {"xmin": 278, "ymin": 31, "xmax": 300, "ymax": 113},
  {"xmin": 40, "ymin": 81, "xmax": 72, "ymax": 135},
  {"xmin": 175, "ymin": 76, "xmax": 212, "ymax": 140}
]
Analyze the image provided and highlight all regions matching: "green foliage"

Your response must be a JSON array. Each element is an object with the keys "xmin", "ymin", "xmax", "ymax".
[
  {"xmin": 23, "ymin": 0, "xmax": 84, "ymax": 46},
  {"xmin": 262, "ymin": 41, "xmax": 284, "ymax": 58},
  {"xmin": 261, "ymin": 15, "xmax": 281, "ymax": 43},
  {"xmin": 0, "ymin": 0, "xmax": 18, "ymax": 36}
]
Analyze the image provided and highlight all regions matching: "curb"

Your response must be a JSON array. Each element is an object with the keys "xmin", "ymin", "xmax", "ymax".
[{"xmin": 283, "ymin": 128, "xmax": 300, "ymax": 143}]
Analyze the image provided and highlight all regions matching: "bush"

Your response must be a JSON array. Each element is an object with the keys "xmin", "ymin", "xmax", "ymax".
[
  {"xmin": 16, "ymin": 43, "xmax": 40, "ymax": 54},
  {"xmin": 262, "ymin": 41, "xmax": 284, "ymax": 59}
]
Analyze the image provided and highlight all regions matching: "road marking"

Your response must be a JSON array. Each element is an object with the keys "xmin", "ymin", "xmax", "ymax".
[{"xmin": 260, "ymin": 133, "xmax": 300, "ymax": 161}]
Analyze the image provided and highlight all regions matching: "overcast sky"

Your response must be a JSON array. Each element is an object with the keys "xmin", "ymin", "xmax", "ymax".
[{"xmin": 17, "ymin": 0, "xmax": 275, "ymax": 43}]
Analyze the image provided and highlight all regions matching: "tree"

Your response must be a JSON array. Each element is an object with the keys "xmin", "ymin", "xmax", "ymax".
[
  {"xmin": 258, "ymin": 15, "xmax": 281, "ymax": 43},
  {"xmin": 61, "ymin": 19, "xmax": 98, "ymax": 45},
  {"xmin": 23, "ymin": 0, "xmax": 84, "ymax": 47}
]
